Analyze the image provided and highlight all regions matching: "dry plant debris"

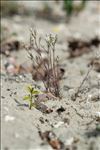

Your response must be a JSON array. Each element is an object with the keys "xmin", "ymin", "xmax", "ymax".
[
  {"xmin": 89, "ymin": 57, "xmax": 100, "ymax": 72},
  {"xmin": 32, "ymin": 58, "xmax": 65, "ymax": 81},
  {"xmin": 71, "ymin": 65, "xmax": 93, "ymax": 101},
  {"xmin": 56, "ymin": 106, "xmax": 66, "ymax": 115},
  {"xmin": 1, "ymin": 38, "xmax": 20, "ymax": 56},
  {"xmin": 25, "ymin": 29, "xmax": 65, "ymax": 98},
  {"xmin": 4, "ymin": 57, "xmax": 33, "ymax": 75},
  {"xmin": 39, "ymin": 129, "xmax": 79, "ymax": 150},
  {"xmin": 68, "ymin": 36, "xmax": 100, "ymax": 58},
  {"xmin": 39, "ymin": 130, "xmax": 64, "ymax": 150}
]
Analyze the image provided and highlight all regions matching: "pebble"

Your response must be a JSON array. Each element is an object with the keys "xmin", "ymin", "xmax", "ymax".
[
  {"xmin": 53, "ymin": 121, "xmax": 64, "ymax": 128},
  {"xmin": 95, "ymin": 112, "xmax": 100, "ymax": 118},
  {"xmin": 5, "ymin": 115, "xmax": 15, "ymax": 122},
  {"xmin": 65, "ymin": 137, "xmax": 74, "ymax": 146}
]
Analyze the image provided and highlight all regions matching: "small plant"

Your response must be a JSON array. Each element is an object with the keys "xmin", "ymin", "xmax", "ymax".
[
  {"xmin": 72, "ymin": 53, "xmax": 100, "ymax": 101},
  {"xmin": 23, "ymin": 85, "xmax": 41, "ymax": 109},
  {"xmin": 63, "ymin": 0, "xmax": 86, "ymax": 19},
  {"xmin": 72, "ymin": 65, "xmax": 93, "ymax": 101},
  {"xmin": 25, "ymin": 29, "xmax": 63, "ymax": 98},
  {"xmin": 64, "ymin": 0, "xmax": 73, "ymax": 17}
]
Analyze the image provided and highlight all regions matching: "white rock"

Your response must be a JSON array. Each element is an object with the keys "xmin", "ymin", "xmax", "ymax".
[
  {"xmin": 54, "ymin": 121, "xmax": 64, "ymax": 128},
  {"xmin": 65, "ymin": 137, "xmax": 74, "ymax": 146},
  {"xmin": 95, "ymin": 112, "xmax": 100, "ymax": 118},
  {"xmin": 88, "ymin": 94, "xmax": 92, "ymax": 99},
  {"xmin": 5, "ymin": 115, "xmax": 15, "ymax": 122},
  {"xmin": 6, "ymin": 64, "xmax": 15, "ymax": 74},
  {"xmin": 97, "ymin": 74, "xmax": 100, "ymax": 79}
]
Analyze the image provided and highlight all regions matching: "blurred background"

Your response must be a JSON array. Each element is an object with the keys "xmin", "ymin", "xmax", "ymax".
[{"xmin": 1, "ymin": 1, "xmax": 100, "ymax": 150}]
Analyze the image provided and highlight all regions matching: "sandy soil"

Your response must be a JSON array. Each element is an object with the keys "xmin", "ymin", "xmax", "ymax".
[{"xmin": 1, "ymin": 1, "xmax": 100, "ymax": 150}]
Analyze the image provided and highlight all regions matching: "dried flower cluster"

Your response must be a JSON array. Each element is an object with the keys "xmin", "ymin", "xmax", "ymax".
[{"xmin": 25, "ymin": 29, "xmax": 62, "ymax": 98}]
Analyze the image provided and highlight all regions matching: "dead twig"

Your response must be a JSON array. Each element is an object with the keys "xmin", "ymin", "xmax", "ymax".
[{"xmin": 72, "ymin": 65, "xmax": 93, "ymax": 101}]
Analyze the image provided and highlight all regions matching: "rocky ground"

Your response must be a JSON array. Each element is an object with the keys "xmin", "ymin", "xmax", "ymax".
[{"xmin": 1, "ymin": 1, "xmax": 100, "ymax": 150}]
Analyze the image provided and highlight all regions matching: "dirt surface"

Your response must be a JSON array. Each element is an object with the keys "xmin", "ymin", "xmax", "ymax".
[{"xmin": 1, "ymin": 1, "xmax": 100, "ymax": 150}]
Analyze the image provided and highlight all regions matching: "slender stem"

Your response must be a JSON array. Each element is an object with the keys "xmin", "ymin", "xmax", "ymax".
[
  {"xmin": 29, "ymin": 92, "xmax": 33, "ymax": 109},
  {"xmin": 74, "ymin": 65, "xmax": 93, "ymax": 100}
]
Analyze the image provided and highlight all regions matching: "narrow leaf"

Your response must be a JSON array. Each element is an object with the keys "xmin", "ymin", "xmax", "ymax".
[
  {"xmin": 23, "ymin": 95, "xmax": 30, "ymax": 101},
  {"xmin": 26, "ymin": 85, "xmax": 33, "ymax": 93},
  {"xmin": 32, "ymin": 90, "xmax": 40, "ymax": 95}
]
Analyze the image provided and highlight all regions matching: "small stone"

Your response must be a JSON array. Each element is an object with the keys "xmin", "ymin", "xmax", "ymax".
[
  {"xmin": 65, "ymin": 137, "xmax": 74, "ymax": 146},
  {"xmin": 53, "ymin": 121, "xmax": 64, "ymax": 128},
  {"xmin": 5, "ymin": 115, "xmax": 15, "ymax": 122},
  {"xmin": 95, "ymin": 112, "xmax": 100, "ymax": 118}
]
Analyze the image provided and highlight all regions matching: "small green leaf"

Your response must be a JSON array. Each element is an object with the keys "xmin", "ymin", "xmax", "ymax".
[
  {"xmin": 26, "ymin": 85, "xmax": 33, "ymax": 93},
  {"xmin": 32, "ymin": 90, "xmax": 40, "ymax": 95},
  {"xmin": 32, "ymin": 103, "xmax": 36, "ymax": 108},
  {"xmin": 23, "ymin": 85, "xmax": 43, "ymax": 109},
  {"xmin": 23, "ymin": 95, "xmax": 30, "ymax": 101}
]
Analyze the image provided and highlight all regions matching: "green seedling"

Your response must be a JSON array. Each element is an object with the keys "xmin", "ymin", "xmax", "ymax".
[
  {"xmin": 64, "ymin": 0, "xmax": 73, "ymax": 16},
  {"xmin": 63, "ymin": 0, "xmax": 86, "ymax": 19},
  {"xmin": 23, "ymin": 85, "xmax": 41, "ymax": 109}
]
